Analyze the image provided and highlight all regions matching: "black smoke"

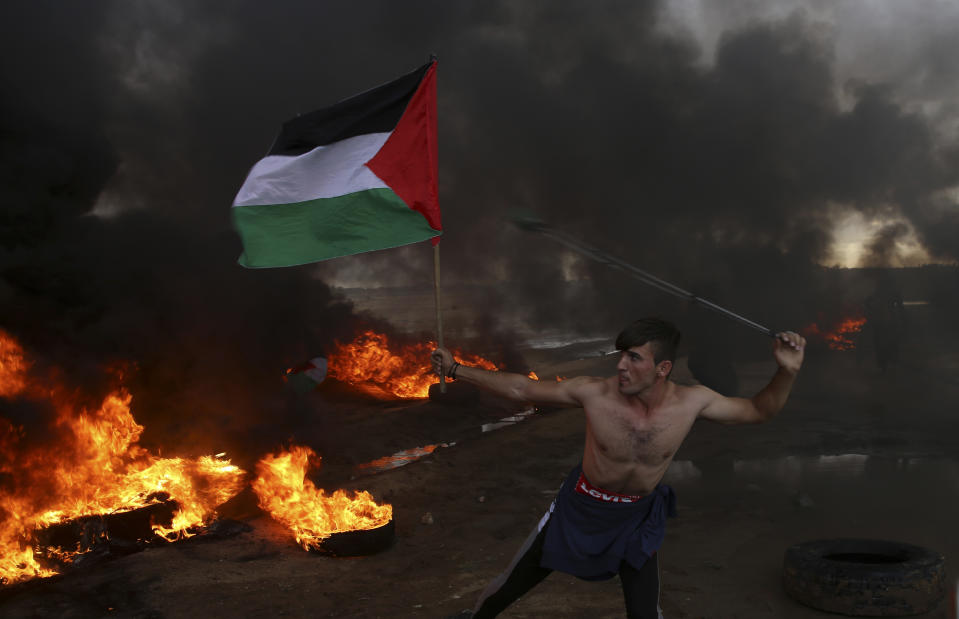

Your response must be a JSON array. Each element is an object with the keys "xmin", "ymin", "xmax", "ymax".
[{"xmin": 2, "ymin": 0, "xmax": 958, "ymax": 449}]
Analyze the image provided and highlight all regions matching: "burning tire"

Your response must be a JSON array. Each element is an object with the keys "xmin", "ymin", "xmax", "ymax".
[
  {"xmin": 311, "ymin": 519, "xmax": 395, "ymax": 557},
  {"xmin": 783, "ymin": 538, "xmax": 946, "ymax": 616}
]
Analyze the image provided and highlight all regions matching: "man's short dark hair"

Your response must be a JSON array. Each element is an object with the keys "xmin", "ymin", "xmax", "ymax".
[{"xmin": 615, "ymin": 317, "xmax": 681, "ymax": 364}]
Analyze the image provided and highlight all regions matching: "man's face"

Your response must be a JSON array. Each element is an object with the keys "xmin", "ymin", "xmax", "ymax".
[{"xmin": 616, "ymin": 342, "xmax": 669, "ymax": 395}]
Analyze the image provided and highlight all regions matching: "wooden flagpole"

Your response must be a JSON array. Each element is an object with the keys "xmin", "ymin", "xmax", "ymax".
[{"xmin": 433, "ymin": 242, "xmax": 446, "ymax": 393}]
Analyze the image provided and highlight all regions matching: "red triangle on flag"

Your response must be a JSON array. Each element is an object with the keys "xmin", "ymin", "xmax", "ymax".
[{"xmin": 366, "ymin": 61, "xmax": 442, "ymax": 239}]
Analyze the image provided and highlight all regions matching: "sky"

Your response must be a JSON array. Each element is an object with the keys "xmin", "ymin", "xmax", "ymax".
[
  {"xmin": 1, "ymin": 0, "xmax": 958, "ymax": 453},
  {"xmin": 660, "ymin": 0, "xmax": 959, "ymax": 267}
]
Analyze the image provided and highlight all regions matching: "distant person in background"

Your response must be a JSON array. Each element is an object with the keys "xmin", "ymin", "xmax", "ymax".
[
  {"xmin": 432, "ymin": 317, "xmax": 805, "ymax": 618},
  {"xmin": 864, "ymin": 271, "xmax": 905, "ymax": 372}
]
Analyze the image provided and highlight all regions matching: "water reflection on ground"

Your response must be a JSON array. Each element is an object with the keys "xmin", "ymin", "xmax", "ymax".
[
  {"xmin": 354, "ymin": 444, "xmax": 451, "ymax": 475},
  {"xmin": 664, "ymin": 454, "xmax": 959, "ymax": 491},
  {"xmin": 354, "ymin": 407, "xmax": 539, "ymax": 475},
  {"xmin": 480, "ymin": 408, "xmax": 537, "ymax": 433}
]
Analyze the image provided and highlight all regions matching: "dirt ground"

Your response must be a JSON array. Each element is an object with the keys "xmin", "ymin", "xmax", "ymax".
[{"xmin": 2, "ymin": 346, "xmax": 958, "ymax": 618}]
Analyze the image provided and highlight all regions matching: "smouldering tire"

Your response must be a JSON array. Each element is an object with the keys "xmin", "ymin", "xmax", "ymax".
[
  {"xmin": 783, "ymin": 538, "xmax": 946, "ymax": 616},
  {"xmin": 311, "ymin": 519, "xmax": 395, "ymax": 557}
]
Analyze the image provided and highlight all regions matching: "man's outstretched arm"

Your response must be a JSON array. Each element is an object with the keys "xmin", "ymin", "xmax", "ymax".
[
  {"xmin": 430, "ymin": 347, "xmax": 600, "ymax": 408},
  {"xmin": 698, "ymin": 331, "xmax": 806, "ymax": 425}
]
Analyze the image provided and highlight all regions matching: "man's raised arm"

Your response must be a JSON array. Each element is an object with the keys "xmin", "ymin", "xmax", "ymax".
[
  {"xmin": 697, "ymin": 331, "xmax": 806, "ymax": 425},
  {"xmin": 430, "ymin": 347, "xmax": 599, "ymax": 408}
]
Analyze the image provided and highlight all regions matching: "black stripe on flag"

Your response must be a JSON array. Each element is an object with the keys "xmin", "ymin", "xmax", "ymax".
[{"xmin": 268, "ymin": 60, "xmax": 433, "ymax": 156}]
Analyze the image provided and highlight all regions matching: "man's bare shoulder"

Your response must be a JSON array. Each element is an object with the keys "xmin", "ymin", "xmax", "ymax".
[
  {"xmin": 670, "ymin": 382, "xmax": 717, "ymax": 412},
  {"xmin": 520, "ymin": 374, "xmax": 612, "ymax": 409},
  {"xmin": 563, "ymin": 375, "xmax": 613, "ymax": 394},
  {"xmin": 554, "ymin": 375, "xmax": 615, "ymax": 403}
]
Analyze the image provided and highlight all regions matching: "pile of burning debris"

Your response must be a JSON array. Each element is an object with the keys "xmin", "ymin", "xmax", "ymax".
[
  {"xmin": 0, "ymin": 324, "xmax": 621, "ymax": 590},
  {"xmin": 801, "ymin": 313, "xmax": 868, "ymax": 351},
  {"xmin": 325, "ymin": 329, "xmax": 502, "ymax": 398},
  {"xmin": 0, "ymin": 329, "xmax": 408, "ymax": 589}
]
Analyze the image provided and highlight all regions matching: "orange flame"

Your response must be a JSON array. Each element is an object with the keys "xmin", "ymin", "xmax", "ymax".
[
  {"xmin": 327, "ymin": 330, "xmax": 500, "ymax": 399},
  {"xmin": 802, "ymin": 315, "xmax": 867, "ymax": 351},
  {"xmin": 527, "ymin": 371, "xmax": 565, "ymax": 382},
  {"xmin": 0, "ymin": 331, "xmax": 28, "ymax": 397},
  {"xmin": 251, "ymin": 446, "xmax": 392, "ymax": 550},
  {"xmin": 0, "ymin": 329, "xmax": 247, "ymax": 585}
]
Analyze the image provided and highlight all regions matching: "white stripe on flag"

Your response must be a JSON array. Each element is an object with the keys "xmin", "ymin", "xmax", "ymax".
[
  {"xmin": 233, "ymin": 133, "xmax": 390, "ymax": 207},
  {"xmin": 303, "ymin": 357, "xmax": 328, "ymax": 383}
]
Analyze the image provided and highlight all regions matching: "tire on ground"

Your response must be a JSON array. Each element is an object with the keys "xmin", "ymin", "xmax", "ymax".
[{"xmin": 783, "ymin": 538, "xmax": 946, "ymax": 616}]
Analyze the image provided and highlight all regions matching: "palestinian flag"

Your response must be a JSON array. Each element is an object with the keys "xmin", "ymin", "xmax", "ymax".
[
  {"xmin": 232, "ymin": 59, "xmax": 441, "ymax": 268},
  {"xmin": 286, "ymin": 357, "xmax": 328, "ymax": 394}
]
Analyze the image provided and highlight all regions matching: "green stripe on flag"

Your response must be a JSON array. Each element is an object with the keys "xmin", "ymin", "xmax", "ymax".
[{"xmin": 233, "ymin": 188, "xmax": 440, "ymax": 268}]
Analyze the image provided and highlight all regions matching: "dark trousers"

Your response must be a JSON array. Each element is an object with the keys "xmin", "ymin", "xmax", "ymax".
[{"xmin": 472, "ymin": 519, "xmax": 662, "ymax": 618}]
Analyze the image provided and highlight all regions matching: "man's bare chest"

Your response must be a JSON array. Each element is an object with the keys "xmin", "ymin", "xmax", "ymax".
[{"xmin": 588, "ymin": 404, "xmax": 693, "ymax": 466}]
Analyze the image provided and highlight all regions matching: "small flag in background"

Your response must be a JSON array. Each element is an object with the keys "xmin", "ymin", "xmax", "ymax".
[
  {"xmin": 232, "ymin": 59, "xmax": 441, "ymax": 268},
  {"xmin": 286, "ymin": 357, "xmax": 328, "ymax": 394}
]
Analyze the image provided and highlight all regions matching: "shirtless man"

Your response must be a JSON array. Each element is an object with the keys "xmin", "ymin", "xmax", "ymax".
[{"xmin": 430, "ymin": 317, "xmax": 805, "ymax": 619}]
